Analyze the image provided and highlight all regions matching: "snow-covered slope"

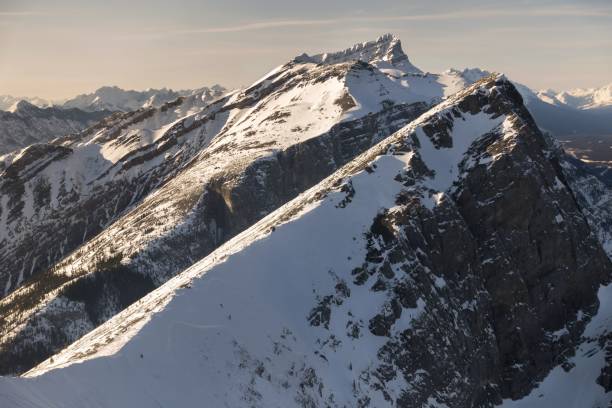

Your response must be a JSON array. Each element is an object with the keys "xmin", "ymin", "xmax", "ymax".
[
  {"xmin": 0, "ymin": 34, "xmax": 439, "ymax": 374},
  {"xmin": 2, "ymin": 75, "xmax": 610, "ymax": 408},
  {"xmin": 61, "ymin": 85, "xmax": 226, "ymax": 112},
  {"xmin": 0, "ymin": 101, "xmax": 112, "ymax": 155}
]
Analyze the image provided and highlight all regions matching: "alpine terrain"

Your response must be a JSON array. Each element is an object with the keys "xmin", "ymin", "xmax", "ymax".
[
  {"xmin": 0, "ymin": 34, "xmax": 461, "ymax": 374},
  {"xmin": 0, "ymin": 35, "xmax": 611, "ymax": 407},
  {"xmin": 0, "ymin": 86, "xmax": 226, "ymax": 156},
  {"xmin": 0, "ymin": 96, "xmax": 53, "ymax": 111},
  {"xmin": 436, "ymin": 69, "xmax": 612, "ymax": 165},
  {"xmin": 61, "ymin": 85, "xmax": 227, "ymax": 112},
  {"xmin": 0, "ymin": 102, "xmax": 112, "ymax": 155}
]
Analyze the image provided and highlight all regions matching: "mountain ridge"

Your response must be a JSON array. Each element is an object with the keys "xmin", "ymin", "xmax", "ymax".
[
  {"xmin": 3, "ymin": 74, "xmax": 611, "ymax": 408},
  {"xmin": 0, "ymin": 36, "xmax": 437, "ymax": 375},
  {"xmin": 296, "ymin": 33, "xmax": 422, "ymax": 74},
  {"xmin": 61, "ymin": 84, "xmax": 226, "ymax": 112}
]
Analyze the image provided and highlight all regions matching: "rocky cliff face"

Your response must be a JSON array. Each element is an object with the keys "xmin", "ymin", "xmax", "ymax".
[
  {"xmin": 0, "ymin": 35, "xmax": 435, "ymax": 375},
  {"xmin": 1, "ymin": 75, "xmax": 609, "ymax": 408}
]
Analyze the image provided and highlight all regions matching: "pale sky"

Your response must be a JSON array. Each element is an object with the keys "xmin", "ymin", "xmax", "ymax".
[{"xmin": 0, "ymin": 0, "xmax": 610, "ymax": 100}]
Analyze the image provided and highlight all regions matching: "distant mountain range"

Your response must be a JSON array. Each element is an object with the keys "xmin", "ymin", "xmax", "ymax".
[
  {"xmin": 60, "ymin": 85, "xmax": 226, "ymax": 112},
  {"xmin": 539, "ymin": 83, "xmax": 612, "ymax": 110},
  {"xmin": 0, "ymin": 85, "xmax": 227, "ymax": 112},
  {"xmin": 0, "ymin": 95, "xmax": 54, "ymax": 111},
  {"xmin": 0, "ymin": 85, "xmax": 226, "ymax": 155},
  {"xmin": 0, "ymin": 101, "xmax": 112, "ymax": 156},
  {"xmin": 1, "ymin": 67, "xmax": 609, "ymax": 163},
  {"xmin": 514, "ymin": 82, "xmax": 612, "ymax": 165}
]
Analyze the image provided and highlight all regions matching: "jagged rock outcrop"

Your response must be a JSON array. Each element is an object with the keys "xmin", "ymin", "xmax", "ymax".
[
  {"xmin": 296, "ymin": 33, "xmax": 422, "ymax": 74},
  {"xmin": 1, "ymin": 75, "xmax": 610, "ymax": 408}
]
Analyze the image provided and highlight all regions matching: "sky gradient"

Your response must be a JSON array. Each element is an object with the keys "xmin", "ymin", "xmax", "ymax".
[{"xmin": 0, "ymin": 0, "xmax": 610, "ymax": 99}]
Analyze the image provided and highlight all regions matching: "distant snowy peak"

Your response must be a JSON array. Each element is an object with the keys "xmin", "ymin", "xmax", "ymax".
[
  {"xmin": 0, "ymin": 95, "xmax": 53, "ymax": 111},
  {"xmin": 190, "ymin": 85, "xmax": 227, "ymax": 103},
  {"xmin": 0, "ymin": 103, "xmax": 112, "ymax": 155},
  {"xmin": 539, "ymin": 83, "xmax": 612, "ymax": 110},
  {"xmin": 7, "ymin": 100, "xmax": 37, "ymax": 114},
  {"xmin": 5, "ymin": 99, "xmax": 58, "ymax": 116},
  {"xmin": 443, "ymin": 67, "xmax": 491, "ymax": 84},
  {"xmin": 62, "ymin": 85, "xmax": 226, "ymax": 112},
  {"xmin": 1, "ymin": 86, "xmax": 227, "ymax": 114},
  {"xmin": 437, "ymin": 67, "xmax": 491, "ymax": 96},
  {"xmin": 439, "ymin": 68, "xmax": 570, "ymax": 109},
  {"xmin": 437, "ymin": 69, "xmax": 612, "ymax": 113},
  {"xmin": 296, "ymin": 33, "xmax": 422, "ymax": 74}
]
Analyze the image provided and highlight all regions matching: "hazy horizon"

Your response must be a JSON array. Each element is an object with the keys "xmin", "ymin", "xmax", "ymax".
[{"xmin": 1, "ymin": 0, "xmax": 610, "ymax": 100}]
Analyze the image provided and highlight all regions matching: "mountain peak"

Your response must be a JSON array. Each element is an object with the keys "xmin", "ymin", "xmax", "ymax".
[
  {"xmin": 8, "ymin": 99, "xmax": 39, "ymax": 114},
  {"xmin": 444, "ymin": 67, "xmax": 491, "ymax": 83},
  {"xmin": 95, "ymin": 85, "xmax": 122, "ymax": 93},
  {"xmin": 295, "ymin": 33, "xmax": 422, "ymax": 74}
]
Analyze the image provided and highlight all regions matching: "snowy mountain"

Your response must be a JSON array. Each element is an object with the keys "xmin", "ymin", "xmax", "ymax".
[
  {"xmin": 0, "ymin": 95, "xmax": 53, "ymax": 111},
  {"xmin": 0, "ymin": 34, "xmax": 611, "ymax": 408},
  {"xmin": 0, "ymin": 101, "xmax": 112, "ymax": 155},
  {"xmin": 1, "ymin": 33, "xmax": 549, "ymax": 377},
  {"xmin": 0, "ymin": 34, "xmax": 443, "ymax": 374},
  {"xmin": 61, "ymin": 85, "xmax": 226, "ymax": 112},
  {"xmin": 0, "ymin": 86, "xmax": 225, "ymax": 156},
  {"xmin": 2, "ymin": 75, "xmax": 611, "ymax": 408},
  {"xmin": 296, "ymin": 33, "xmax": 422, "ymax": 75},
  {"xmin": 539, "ymin": 83, "xmax": 612, "ymax": 110}
]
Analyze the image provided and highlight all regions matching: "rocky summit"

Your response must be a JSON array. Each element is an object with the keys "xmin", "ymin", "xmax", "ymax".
[{"xmin": 0, "ymin": 35, "xmax": 611, "ymax": 408}]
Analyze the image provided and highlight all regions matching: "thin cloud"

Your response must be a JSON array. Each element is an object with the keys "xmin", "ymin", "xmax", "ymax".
[
  {"xmin": 150, "ymin": 6, "xmax": 611, "ymax": 37},
  {"xmin": 176, "ymin": 19, "xmax": 340, "ymax": 34},
  {"xmin": 0, "ymin": 11, "xmax": 46, "ymax": 16}
]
